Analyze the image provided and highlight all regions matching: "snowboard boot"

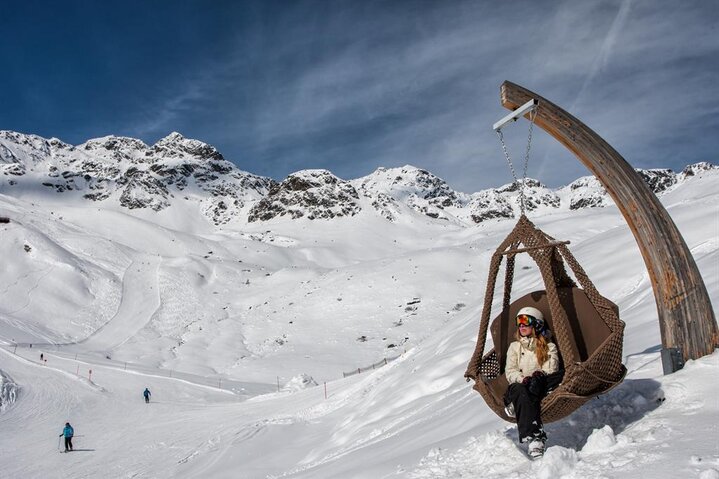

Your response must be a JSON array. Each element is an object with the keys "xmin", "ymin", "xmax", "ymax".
[{"xmin": 527, "ymin": 439, "xmax": 545, "ymax": 459}]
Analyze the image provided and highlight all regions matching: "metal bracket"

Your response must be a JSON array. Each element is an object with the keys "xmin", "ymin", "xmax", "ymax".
[
  {"xmin": 661, "ymin": 347, "xmax": 685, "ymax": 374},
  {"xmin": 493, "ymin": 98, "xmax": 538, "ymax": 131}
]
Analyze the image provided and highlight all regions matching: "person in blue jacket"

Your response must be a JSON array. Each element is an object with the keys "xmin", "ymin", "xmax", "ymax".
[
  {"xmin": 143, "ymin": 387, "xmax": 151, "ymax": 403},
  {"xmin": 59, "ymin": 422, "xmax": 74, "ymax": 452}
]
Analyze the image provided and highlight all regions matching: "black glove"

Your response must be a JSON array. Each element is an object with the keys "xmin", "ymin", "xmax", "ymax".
[
  {"xmin": 521, "ymin": 376, "xmax": 531, "ymax": 386},
  {"xmin": 528, "ymin": 374, "xmax": 547, "ymax": 397},
  {"xmin": 532, "ymin": 370, "xmax": 545, "ymax": 378}
]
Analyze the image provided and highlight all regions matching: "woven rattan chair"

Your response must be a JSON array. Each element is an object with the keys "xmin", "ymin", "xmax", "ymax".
[{"xmin": 464, "ymin": 215, "xmax": 627, "ymax": 423}]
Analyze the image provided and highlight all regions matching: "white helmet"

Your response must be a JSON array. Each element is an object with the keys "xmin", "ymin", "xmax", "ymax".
[{"xmin": 516, "ymin": 306, "xmax": 544, "ymax": 323}]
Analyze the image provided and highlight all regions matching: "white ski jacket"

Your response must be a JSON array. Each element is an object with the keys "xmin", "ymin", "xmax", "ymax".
[{"xmin": 505, "ymin": 336, "xmax": 559, "ymax": 384}]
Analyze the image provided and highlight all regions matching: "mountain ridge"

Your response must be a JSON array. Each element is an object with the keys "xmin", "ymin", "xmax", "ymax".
[{"xmin": 1, "ymin": 130, "xmax": 715, "ymax": 226}]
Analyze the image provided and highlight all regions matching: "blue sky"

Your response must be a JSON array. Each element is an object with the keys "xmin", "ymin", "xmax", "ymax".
[{"xmin": 1, "ymin": 0, "xmax": 717, "ymax": 192}]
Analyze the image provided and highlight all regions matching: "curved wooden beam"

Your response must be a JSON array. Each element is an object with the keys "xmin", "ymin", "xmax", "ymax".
[{"xmin": 499, "ymin": 81, "xmax": 718, "ymax": 372}]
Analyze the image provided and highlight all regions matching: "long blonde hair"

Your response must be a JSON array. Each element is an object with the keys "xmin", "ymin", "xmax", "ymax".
[{"xmin": 517, "ymin": 328, "xmax": 550, "ymax": 366}]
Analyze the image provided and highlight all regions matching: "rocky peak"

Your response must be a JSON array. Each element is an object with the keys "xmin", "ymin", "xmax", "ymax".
[
  {"xmin": 152, "ymin": 132, "xmax": 224, "ymax": 162},
  {"xmin": 0, "ymin": 131, "xmax": 58, "ymax": 166},
  {"xmin": 155, "ymin": 131, "xmax": 185, "ymax": 145},
  {"xmin": 466, "ymin": 190, "xmax": 514, "ymax": 223},
  {"xmin": 356, "ymin": 165, "xmax": 462, "ymax": 201},
  {"xmin": 248, "ymin": 169, "xmax": 360, "ymax": 222},
  {"xmin": 564, "ymin": 176, "xmax": 610, "ymax": 210},
  {"xmin": 353, "ymin": 165, "xmax": 467, "ymax": 220},
  {"xmin": 679, "ymin": 162, "xmax": 717, "ymax": 179},
  {"xmin": 636, "ymin": 168, "xmax": 676, "ymax": 194},
  {"xmin": 80, "ymin": 136, "xmax": 148, "ymax": 155},
  {"xmin": 496, "ymin": 178, "xmax": 542, "ymax": 193}
]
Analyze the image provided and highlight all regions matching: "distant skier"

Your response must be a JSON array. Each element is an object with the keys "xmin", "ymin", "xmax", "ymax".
[
  {"xmin": 143, "ymin": 387, "xmax": 151, "ymax": 403},
  {"xmin": 59, "ymin": 422, "xmax": 74, "ymax": 452},
  {"xmin": 40, "ymin": 353, "xmax": 44, "ymax": 361}
]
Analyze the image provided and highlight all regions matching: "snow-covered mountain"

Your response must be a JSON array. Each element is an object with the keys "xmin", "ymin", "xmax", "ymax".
[
  {"xmin": 0, "ymin": 130, "xmax": 717, "ymax": 478},
  {"xmin": 2, "ymin": 131, "xmax": 715, "ymax": 227},
  {"xmin": 0, "ymin": 131, "xmax": 276, "ymax": 225}
]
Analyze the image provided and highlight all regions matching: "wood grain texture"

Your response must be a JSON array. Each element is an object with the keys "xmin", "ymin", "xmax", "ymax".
[{"xmin": 499, "ymin": 81, "xmax": 718, "ymax": 365}]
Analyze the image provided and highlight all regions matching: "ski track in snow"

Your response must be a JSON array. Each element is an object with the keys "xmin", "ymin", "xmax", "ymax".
[
  {"xmin": 2, "ymin": 264, "xmax": 55, "ymax": 316},
  {"xmin": 80, "ymin": 254, "xmax": 162, "ymax": 351}
]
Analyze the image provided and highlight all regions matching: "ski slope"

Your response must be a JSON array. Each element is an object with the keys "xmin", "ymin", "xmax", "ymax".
[{"xmin": 0, "ymin": 170, "xmax": 717, "ymax": 478}]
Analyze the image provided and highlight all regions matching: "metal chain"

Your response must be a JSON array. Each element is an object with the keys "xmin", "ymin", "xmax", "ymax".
[
  {"xmin": 495, "ymin": 104, "xmax": 538, "ymax": 216},
  {"xmin": 519, "ymin": 107, "xmax": 538, "ymax": 212},
  {"xmin": 496, "ymin": 129, "xmax": 518, "ymax": 182},
  {"xmin": 522, "ymin": 107, "xmax": 537, "ymax": 186}
]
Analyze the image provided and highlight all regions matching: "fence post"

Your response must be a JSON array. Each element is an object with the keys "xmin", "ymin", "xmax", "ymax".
[
  {"xmin": 277, "ymin": 376, "xmax": 280, "ymax": 392},
  {"xmin": 357, "ymin": 368, "xmax": 360, "ymax": 375},
  {"xmin": 324, "ymin": 382, "xmax": 327, "ymax": 400},
  {"xmin": 88, "ymin": 369, "xmax": 92, "ymax": 381}
]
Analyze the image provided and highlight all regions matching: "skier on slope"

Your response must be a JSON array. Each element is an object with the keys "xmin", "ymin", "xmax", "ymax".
[
  {"xmin": 59, "ymin": 422, "xmax": 74, "ymax": 452},
  {"xmin": 143, "ymin": 387, "xmax": 151, "ymax": 403}
]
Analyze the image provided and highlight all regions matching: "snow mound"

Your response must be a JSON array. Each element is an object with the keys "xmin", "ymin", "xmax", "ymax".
[
  {"xmin": 282, "ymin": 373, "xmax": 319, "ymax": 392},
  {"xmin": 0, "ymin": 370, "xmax": 18, "ymax": 412},
  {"xmin": 581, "ymin": 425, "xmax": 617, "ymax": 453}
]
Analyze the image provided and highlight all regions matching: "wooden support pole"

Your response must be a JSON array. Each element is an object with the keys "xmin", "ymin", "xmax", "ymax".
[{"xmin": 498, "ymin": 81, "xmax": 718, "ymax": 373}]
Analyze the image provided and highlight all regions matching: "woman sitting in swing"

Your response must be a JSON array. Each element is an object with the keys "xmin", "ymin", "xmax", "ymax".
[{"xmin": 504, "ymin": 306, "xmax": 564, "ymax": 458}]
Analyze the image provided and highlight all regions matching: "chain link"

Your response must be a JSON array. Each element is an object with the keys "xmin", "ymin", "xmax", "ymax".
[{"xmin": 495, "ymin": 104, "xmax": 538, "ymax": 216}]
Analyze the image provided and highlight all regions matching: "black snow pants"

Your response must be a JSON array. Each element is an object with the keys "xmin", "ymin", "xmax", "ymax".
[
  {"xmin": 504, "ymin": 370, "xmax": 564, "ymax": 443},
  {"xmin": 64, "ymin": 436, "xmax": 73, "ymax": 451}
]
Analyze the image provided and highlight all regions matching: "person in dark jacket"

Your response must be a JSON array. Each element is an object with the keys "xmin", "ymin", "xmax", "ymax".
[
  {"xmin": 143, "ymin": 387, "xmax": 151, "ymax": 403},
  {"xmin": 59, "ymin": 422, "xmax": 74, "ymax": 452}
]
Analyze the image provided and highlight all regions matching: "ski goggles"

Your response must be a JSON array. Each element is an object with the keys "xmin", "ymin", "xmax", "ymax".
[{"xmin": 516, "ymin": 314, "xmax": 537, "ymax": 327}]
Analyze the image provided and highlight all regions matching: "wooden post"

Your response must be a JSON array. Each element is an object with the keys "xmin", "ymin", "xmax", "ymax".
[{"xmin": 498, "ymin": 81, "xmax": 718, "ymax": 373}]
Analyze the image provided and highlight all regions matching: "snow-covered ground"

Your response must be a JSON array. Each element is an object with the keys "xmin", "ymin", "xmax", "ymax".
[{"xmin": 0, "ymin": 169, "xmax": 717, "ymax": 478}]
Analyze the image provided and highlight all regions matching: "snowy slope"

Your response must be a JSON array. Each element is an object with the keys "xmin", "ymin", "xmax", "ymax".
[{"xmin": 0, "ymin": 161, "xmax": 717, "ymax": 478}]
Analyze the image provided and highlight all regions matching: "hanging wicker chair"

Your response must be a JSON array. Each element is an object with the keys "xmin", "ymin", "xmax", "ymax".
[{"xmin": 464, "ymin": 215, "xmax": 627, "ymax": 423}]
